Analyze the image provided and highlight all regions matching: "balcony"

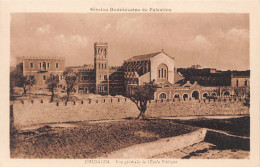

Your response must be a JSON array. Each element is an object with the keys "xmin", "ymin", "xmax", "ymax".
[{"xmin": 38, "ymin": 67, "xmax": 48, "ymax": 73}]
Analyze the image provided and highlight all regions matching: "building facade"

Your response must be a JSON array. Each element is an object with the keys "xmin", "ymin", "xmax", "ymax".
[
  {"xmin": 14, "ymin": 41, "xmax": 250, "ymax": 99},
  {"xmin": 123, "ymin": 51, "xmax": 175, "ymax": 96},
  {"xmin": 154, "ymin": 68, "xmax": 250, "ymax": 100},
  {"xmin": 72, "ymin": 42, "xmax": 124, "ymax": 96},
  {"xmin": 16, "ymin": 56, "xmax": 65, "ymax": 90}
]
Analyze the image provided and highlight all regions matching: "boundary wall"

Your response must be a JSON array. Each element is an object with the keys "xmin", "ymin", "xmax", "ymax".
[
  {"xmin": 146, "ymin": 98, "xmax": 249, "ymax": 117},
  {"xmin": 12, "ymin": 97, "xmax": 249, "ymax": 129}
]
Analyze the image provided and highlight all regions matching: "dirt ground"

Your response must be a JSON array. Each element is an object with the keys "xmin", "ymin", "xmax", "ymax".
[
  {"xmin": 10, "ymin": 117, "xmax": 250, "ymax": 159},
  {"xmin": 10, "ymin": 119, "xmax": 198, "ymax": 158}
]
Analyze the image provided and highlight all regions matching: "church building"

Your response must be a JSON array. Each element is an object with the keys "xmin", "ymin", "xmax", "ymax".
[{"xmin": 123, "ymin": 51, "xmax": 175, "ymax": 96}]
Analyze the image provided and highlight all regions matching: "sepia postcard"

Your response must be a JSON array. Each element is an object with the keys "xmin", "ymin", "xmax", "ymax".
[{"xmin": 0, "ymin": 0, "xmax": 260, "ymax": 167}]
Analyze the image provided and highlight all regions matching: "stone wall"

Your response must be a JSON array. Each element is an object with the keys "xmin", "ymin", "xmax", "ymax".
[
  {"xmin": 146, "ymin": 98, "xmax": 249, "ymax": 117},
  {"xmin": 12, "ymin": 97, "xmax": 249, "ymax": 129},
  {"xmin": 12, "ymin": 97, "xmax": 139, "ymax": 129}
]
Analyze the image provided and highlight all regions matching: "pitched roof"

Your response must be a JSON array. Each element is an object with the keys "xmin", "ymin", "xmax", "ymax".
[{"xmin": 125, "ymin": 51, "xmax": 174, "ymax": 62}]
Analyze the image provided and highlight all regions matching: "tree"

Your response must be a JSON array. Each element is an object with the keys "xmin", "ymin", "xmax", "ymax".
[
  {"xmin": 63, "ymin": 69, "xmax": 79, "ymax": 101},
  {"xmin": 11, "ymin": 69, "xmax": 35, "ymax": 96},
  {"xmin": 129, "ymin": 82, "xmax": 157, "ymax": 119},
  {"xmin": 46, "ymin": 74, "xmax": 59, "ymax": 102}
]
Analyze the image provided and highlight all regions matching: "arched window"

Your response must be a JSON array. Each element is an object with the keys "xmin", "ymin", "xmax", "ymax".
[
  {"xmin": 159, "ymin": 93, "xmax": 167, "ymax": 99},
  {"xmin": 174, "ymin": 94, "xmax": 180, "ymax": 99},
  {"xmin": 183, "ymin": 94, "xmax": 188, "ymax": 99},
  {"xmin": 203, "ymin": 93, "xmax": 208, "ymax": 99},
  {"xmin": 161, "ymin": 68, "xmax": 164, "ymax": 78},
  {"xmin": 224, "ymin": 91, "xmax": 230, "ymax": 96},
  {"xmin": 211, "ymin": 92, "xmax": 216, "ymax": 96},
  {"xmin": 192, "ymin": 91, "xmax": 200, "ymax": 99},
  {"xmin": 157, "ymin": 63, "xmax": 168, "ymax": 79}
]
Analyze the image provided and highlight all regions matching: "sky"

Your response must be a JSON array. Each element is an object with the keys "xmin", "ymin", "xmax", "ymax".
[{"xmin": 10, "ymin": 13, "xmax": 249, "ymax": 70}]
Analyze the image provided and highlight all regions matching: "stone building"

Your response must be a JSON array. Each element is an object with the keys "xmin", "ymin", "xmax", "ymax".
[
  {"xmin": 70, "ymin": 42, "xmax": 124, "ymax": 96},
  {"xmin": 154, "ymin": 68, "xmax": 250, "ymax": 100},
  {"xmin": 176, "ymin": 68, "xmax": 232, "ymax": 86},
  {"xmin": 94, "ymin": 42, "xmax": 110, "ymax": 94},
  {"xmin": 76, "ymin": 65, "xmax": 96, "ymax": 94},
  {"xmin": 123, "ymin": 51, "xmax": 175, "ymax": 96},
  {"xmin": 16, "ymin": 56, "xmax": 65, "ymax": 90},
  {"xmin": 14, "ymin": 41, "xmax": 249, "ymax": 99},
  {"xmin": 108, "ymin": 66, "xmax": 125, "ymax": 96},
  {"xmin": 231, "ymin": 71, "xmax": 250, "ymax": 88}
]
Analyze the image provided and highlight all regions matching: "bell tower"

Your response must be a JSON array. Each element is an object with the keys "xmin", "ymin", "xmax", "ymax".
[{"xmin": 94, "ymin": 42, "xmax": 109, "ymax": 94}]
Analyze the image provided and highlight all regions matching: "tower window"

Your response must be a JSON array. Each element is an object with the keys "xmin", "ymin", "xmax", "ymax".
[
  {"xmin": 30, "ymin": 63, "xmax": 33, "ymax": 68},
  {"xmin": 39, "ymin": 63, "xmax": 41, "ymax": 68},
  {"xmin": 244, "ymin": 80, "xmax": 248, "ymax": 87},
  {"xmin": 43, "ymin": 75, "xmax": 46, "ymax": 80},
  {"xmin": 47, "ymin": 63, "xmax": 50, "ymax": 68},
  {"xmin": 158, "ymin": 69, "xmax": 160, "ymax": 78},
  {"xmin": 104, "ymin": 75, "xmax": 107, "ymax": 80},
  {"xmin": 99, "ymin": 63, "xmax": 100, "ymax": 69},
  {"xmin": 105, "ymin": 64, "xmax": 106, "ymax": 69},
  {"xmin": 236, "ymin": 80, "xmax": 239, "ymax": 87},
  {"xmin": 102, "ymin": 64, "xmax": 103, "ymax": 69},
  {"xmin": 56, "ymin": 63, "xmax": 59, "ymax": 68}
]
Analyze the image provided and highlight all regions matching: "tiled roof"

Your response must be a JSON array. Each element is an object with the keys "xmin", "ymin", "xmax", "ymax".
[
  {"xmin": 126, "ymin": 51, "xmax": 174, "ymax": 62},
  {"xmin": 126, "ymin": 52, "xmax": 161, "ymax": 61}
]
